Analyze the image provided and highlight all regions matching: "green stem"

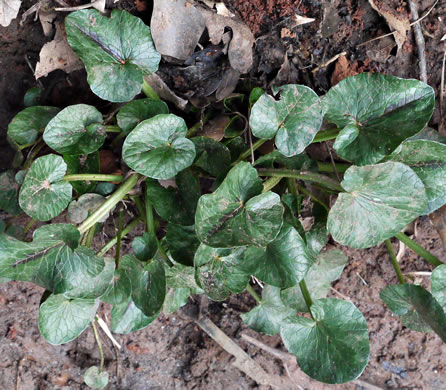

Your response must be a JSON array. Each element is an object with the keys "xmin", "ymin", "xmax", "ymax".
[
  {"xmin": 63, "ymin": 174, "xmax": 123, "ymax": 182},
  {"xmin": 79, "ymin": 173, "xmax": 140, "ymax": 234},
  {"xmin": 312, "ymin": 128, "xmax": 340, "ymax": 143},
  {"xmin": 97, "ymin": 215, "xmax": 143, "ymax": 257},
  {"xmin": 262, "ymin": 176, "xmax": 282, "ymax": 192},
  {"xmin": 142, "ymin": 79, "xmax": 160, "ymax": 100},
  {"xmin": 186, "ymin": 111, "xmax": 211, "ymax": 138},
  {"xmin": 18, "ymin": 140, "xmax": 38, "ymax": 151},
  {"xmin": 23, "ymin": 218, "xmax": 36, "ymax": 234},
  {"xmin": 296, "ymin": 184, "xmax": 330, "ymax": 212},
  {"xmin": 84, "ymin": 224, "xmax": 97, "ymax": 248},
  {"xmin": 145, "ymin": 184, "xmax": 155, "ymax": 234},
  {"xmin": 131, "ymin": 195, "xmax": 146, "ymax": 223},
  {"xmin": 395, "ymin": 232, "xmax": 443, "ymax": 267},
  {"xmin": 257, "ymin": 168, "xmax": 343, "ymax": 192},
  {"xmin": 246, "ymin": 284, "xmax": 261, "ymax": 303},
  {"xmin": 115, "ymin": 211, "xmax": 124, "ymax": 268},
  {"xmin": 385, "ymin": 239, "xmax": 406, "ymax": 284},
  {"xmin": 23, "ymin": 140, "xmax": 45, "ymax": 170},
  {"xmin": 91, "ymin": 321, "xmax": 104, "ymax": 372},
  {"xmin": 299, "ymin": 279, "xmax": 314, "ymax": 318},
  {"xmin": 104, "ymin": 125, "xmax": 121, "ymax": 133},
  {"xmin": 316, "ymin": 161, "xmax": 349, "ymax": 174},
  {"xmin": 232, "ymin": 139, "xmax": 267, "ymax": 166}
]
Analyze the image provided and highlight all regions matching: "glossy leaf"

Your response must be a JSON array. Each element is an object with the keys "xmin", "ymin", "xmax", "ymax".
[
  {"xmin": 132, "ymin": 232, "xmax": 158, "ymax": 262},
  {"xmin": 117, "ymin": 98, "xmax": 168, "ymax": 135},
  {"xmin": 0, "ymin": 170, "xmax": 22, "ymax": 215},
  {"xmin": 18, "ymin": 155, "xmax": 72, "ymax": 221},
  {"xmin": 280, "ymin": 298, "xmax": 370, "ymax": 384},
  {"xmin": 241, "ymin": 285, "xmax": 294, "ymax": 335},
  {"xmin": 38, "ymin": 294, "xmax": 99, "ymax": 345},
  {"xmin": 84, "ymin": 366, "xmax": 109, "ymax": 389},
  {"xmin": 111, "ymin": 298, "xmax": 160, "ymax": 334},
  {"xmin": 327, "ymin": 162, "xmax": 427, "ymax": 248},
  {"xmin": 195, "ymin": 162, "xmax": 284, "ymax": 248},
  {"xmin": 123, "ymin": 114, "xmax": 196, "ymax": 180},
  {"xmin": 432, "ymin": 265, "xmax": 446, "ymax": 311},
  {"xmin": 250, "ymin": 84, "xmax": 323, "ymax": 157},
  {"xmin": 68, "ymin": 193, "xmax": 107, "ymax": 224},
  {"xmin": 191, "ymin": 136, "xmax": 231, "ymax": 177},
  {"xmin": 380, "ymin": 284, "xmax": 446, "ymax": 339},
  {"xmin": 101, "ymin": 268, "xmax": 131, "ymax": 305},
  {"xmin": 7, "ymin": 106, "xmax": 60, "ymax": 145},
  {"xmin": 323, "ymin": 73, "xmax": 435, "ymax": 165},
  {"xmin": 194, "ymin": 244, "xmax": 249, "ymax": 301},
  {"xmin": 166, "ymin": 224, "xmax": 200, "ymax": 266},
  {"xmin": 66, "ymin": 9, "xmax": 161, "ymax": 102},
  {"xmin": 43, "ymin": 105, "xmax": 105, "ymax": 155}
]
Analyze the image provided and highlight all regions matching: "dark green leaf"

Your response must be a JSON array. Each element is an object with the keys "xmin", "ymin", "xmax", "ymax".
[
  {"xmin": 241, "ymin": 285, "xmax": 294, "ymax": 335},
  {"xmin": 95, "ymin": 182, "xmax": 116, "ymax": 196},
  {"xmin": 226, "ymin": 136, "xmax": 246, "ymax": 162},
  {"xmin": 249, "ymin": 87, "xmax": 264, "ymax": 108},
  {"xmin": 0, "ymin": 219, "xmax": 4, "ymax": 234},
  {"xmin": 323, "ymin": 73, "xmax": 435, "ymax": 165},
  {"xmin": 163, "ymin": 287, "xmax": 190, "ymax": 314},
  {"xmin": 5, "ymin": 225, "xmax": 24, "ymax": 240},
  {"xmin": 431, "ymin": 265, "xmax": 446, "ymax": 311},
  {"xmin": 250, "ymin": 85, "xmax": 323, "ymax": 157},
  {"xmin": 101, "ymin": 268, "xmax": 132, "ymax": 305},
  {"xmin": 23, "ymin": 87, "xmax": 42, "ymax": 107},
  {"xmin": 192, "ymin": 136, "xmax": 231, "ymax": 177},
  {"xmin": 280, "ymin": 298, "xmax": 370, "ymax": 384},
  {"xmin": 132, "ymin": 232, "xmax": 158, "ymax": 261},
  {"xmin": 281, "ymin": 193, "xmax": 305, "ymax": 236},
  {"xmin": 68, "ymin": 193, "xmax": 107, "ymax": 224},
  {"xmin": 19, "ymin": 154, "xmax": 72, "ymax": 221},
  {"xmin": 123, "ymin": 114, "xmax": 196, "ymax": 179},
  {"xmin": 43, "ymin": 105, "xmax": 105, "ymax": 155},
  {"xmin": 64, "ymin": 152, "xmax": 100, "ymax": 195},
  {"xmin": 0, "ymin": 170, "xmax": 22, "ymax": 215},
  {"xmin": 7, "ymin": 106, "xmax": 59, "ymax": 145},
  {"xmin": 111, "ymin": 298, "xmax": 160, "ymax": 334},
  {"xmin": 254, "ymin": 150, "xmax": 312, "ymax": 170},
  {"xmin": 38, "ymin": 294, "xmax": 99, "ymax": 344},
  {"xmin": 117, "ymin": 98, "xmax": 169, "ymax": 135},
  {"xmin": 66, "ymin": 9, "xmax": 160, "ymax": 102},
  {"xmin": 14, "ymin": 170, "xmax": 26, "ymax": 185},
  {"xmin": 223, "ymin": 115, "xmax": 245, "ymax": 139},
  {"xmin": 84, "ymin": 366, "xmax": 109, "ymax": 389},
  {"xmin": 195, "ymin": 162, "xmax": 283, "ymax": 248},
  {"xmin": 166, "ymin": 224, "xmax": 200, "ymax": 266},
  {"xmin": 327, "ymin": 162, "xmax": 427, "ymax": 248}
]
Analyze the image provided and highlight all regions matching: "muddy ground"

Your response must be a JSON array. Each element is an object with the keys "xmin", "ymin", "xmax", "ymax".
[{"xmin": 1, "ymin": 0, "xmax": 446, "ymax": 389}]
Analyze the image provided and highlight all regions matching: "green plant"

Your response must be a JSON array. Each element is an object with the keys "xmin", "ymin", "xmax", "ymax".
[{"xmin": 1, "ymin": 8, "xmax": 446, "ymax": 388}]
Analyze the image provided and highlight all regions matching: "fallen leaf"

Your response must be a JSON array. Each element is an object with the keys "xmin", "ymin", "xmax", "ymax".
[
  {"xmin": 293, "ymin": 14, "xmax": 315, "ymax": 26},
  {"xmin": 35, "ymin": 22, "xmax": 83, "ymax": 79},
  {"xmin": 216, "ymin": 2, "xmax": 234, "ymax": 17},
  {"xmin": 330, "ymin": 54, "xmax": 358, "ymax": 86},
  {"xmin": 281, "ymin": 28, "xmax": 296, "ymax": 39},
  {"xmin": 0, "ymin": 0, "xmax": 21, "ymax": 27},
  {"xmin": 143, "ymin": 73, "xmax": 188, "ymax": 110}
]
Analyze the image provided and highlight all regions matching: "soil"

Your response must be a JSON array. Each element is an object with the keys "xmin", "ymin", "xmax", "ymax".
[{"xmin": 1, "ymin": 0, "xmax": 446, "ymax": 389}]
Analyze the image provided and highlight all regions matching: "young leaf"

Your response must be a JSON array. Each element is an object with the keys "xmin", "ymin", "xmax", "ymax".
[
  {"xmin": 18, "ymin": 154, "xmax": 73, "ymax": 221},
  {"xmin": 163, "ymin": 287, "xmax": 191, "ymax": 314},
  {"xmin": 84, "ymin": 366, "xmax": 109, "ymax": 390},
  {"xmin": 101, "ymin": 268, "xmax": 132, "ymax": 305},
  {"xmin": 0, "ymin": 170, "xmax": 22, "ymax": 215},
  {"xmin": 280, "ymin": 298, "xmax": 370, "ymax": 384},
  {"xmin": 191, "ymin": 136, "xmax": 231, "ymax": 177},
  {"xmin": 111, "ymin": 298, "xmax": 160, "ymax": 334},
  {"xmin": 132, "ymin": 232, "xmax": 158, "ymax": 262},
  {"xmin": 241, "ymin": 285, "xmax": 294, "ymax": 336},
  {"xmin": 323, "ymin": 73, "xmax": 435, "ymax": 165},
  {"xmin": 7, "ymin": 106, "xmax": 60, "ymax": 145},
  {"xmin": 68, "ymin": 193, "xmax": 107, "ymax": 224},
  {"xmin": 64, "ymin": 152, "xmax": 100, "ymax": 195},
  {"xmin": 43, "ymin": 105, "xmax": 105, "ymax": 155},
  {"xmin": 194, "ymin": 244, "xmax": 249, "ymax": 301},
  {"xmin": 166, "ymin": 224, "xmax": 200, "ymax": 266},
  {"xmin": 195, "ymin": 162, "xmax": 284, "ymax": 248},
  {"xmin": 380, "ymin": 284, "xmax": 446, "ymax": 339},
  {"xmin": 122, "ymin": 114, "xmax": 196, "ymax": 180},
  {"xmin": 242, "ymin": 224, "xmax": 313, "ymax": 288},
  {"xmin": 23, "ymin": 87, "xmax": 42, "ymax": 107},
  {"xmin": 327, "ymin": 162, "xmax": 427, "ymax": 248},
  {"xmin": 38, "ymin": 294, "xmax": 99, "ymax": 345},
  {"xmin": 281, "ymin": 249, "xmax": 348, "ymax": 312},
  {"xmin": 385, "ymin": 139, "xmax": 446, "ymax": 214},
  {"xmin": 431, "ymin": 265, "xmax": 446, "ymax": 311},
  {"xmin": 250, "ymin": 84, "xmax": 323, "ymax": 157},
  {"xmin": 65, "ymin": 9, "xmax": 161, "ymax": 102},
  {"xmin": 117, "ymin": 98, "xmax": 169, "ymax": 135}
]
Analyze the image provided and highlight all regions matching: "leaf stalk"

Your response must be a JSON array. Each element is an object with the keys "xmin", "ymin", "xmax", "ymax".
[
  {"xmin": 246, "ymin": 284, "xmax": 261, "ymax": 304},
  {"xmin": 395, "ymin": 232, "xmax": 443, "ymax": 267},
  {"xmin": 385, "ymin": 239, "xmax": 406, "ymax": 284},
  {"xmin": 63, "ymin": 174, "xmax": 123, "ymax": 182}
]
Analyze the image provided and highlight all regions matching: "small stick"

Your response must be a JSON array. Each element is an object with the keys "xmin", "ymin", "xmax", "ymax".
[
  {"xmin": 356, "ymin": 272, "xmax": 368, "ymax": 286},
  {"xmin": 312, "ymin": 52, "xmax": 346, "ymax": 73},
  {"xmin": 403, "ymin": 271, "xmax": 432, "ymax": 276},
  {"xmin": 409, "ymin": 1, "xmax": 427, "ymax": 83},
  {"xmin": 330, "ymin": 287, "xmax": 352, "ymax": 301}
]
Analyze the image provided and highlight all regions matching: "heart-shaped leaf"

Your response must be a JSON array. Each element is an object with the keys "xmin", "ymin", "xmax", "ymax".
[
  {"xmin": 385, "ymin": 139, "xmax": 446, "ymax": 214},
  {"xmin": 64, "ymin": 152, "xmax": 100, "ymax": 195},
  {"xmin": 195, "ymin": 162, "xmax": 284, "ymax": 248},
  {"xmin": 38, "ymin": 294, "xmax": 99, "ymax": 345},
  {"xmin": 117, "ymin": 98, "xmax": 169, "ymax": 135},
  {"xmin": 242, "ymin": 224, "xmax": 313, "ymax": 288},
  {"xmin": 380, "ymin": 284, "xmax": 446, "ymax": 339},
  {"xmin": 191, "ymin": 136, "xmax": 231, "ymax": 177},
  {"xmin": 84, "ymin": 366, "xmax": 109, "ymax": 389},
  {"xmin": 280, "ymin": 298, "xmax": 370, "ymax": 384},
  {"xmin": 0, "ymin": 170, "xmax": 22, "ymax": 215},
  {"xmin": 166, "ymin": 224, "xmax": 200, "ymax": 266},
  {"xmin": 66, "ymin": 9, "xmax": 161, "ymax": 102},
  {"xmin": 19, "ymin": 155, "xmax": 72, "ymax": 221},
  {"xmin": 194, "ymin": 244, "xmax": 249, "ymax": 301},
  {"xmin": 123, "ymin": 114, "xmax": 196, "ymax": 180},
  {"xmin": 132, "ymin": 232, "xmax": 158, "ymax": 262},
  {"xmin": 43, "ymin": 105, "xmax": 105, "ymax": 155},
  {"xmin": 432, "ymin": 265, "xmax": 446, "ymax": 311},
  {"xmin": 68, "ymin": 193, "xmax": 107, "ymax": 224},
  {"xmin": 7, "ymin": 106, "xmax": 60, "ymax": 145},
  {"xmin": 323, "ymin": 73, "xmax": 435, "ymax": 165},
  {"xmin": 327, "ymin": 162, "xmax": 427, "ymax": 248},
  {"xmin": 111, "ymin": 298, "xmax": 160, "ymax": 334},
  {"xmin": 241, "ymin": 285, "xmax": 294, "ymax": 335},
  {"xmin": 281, "ymin": 249, "xmax": 348, "ymax": 312},
  {"xmin": 250, "ymin": 84, "xmax": 323, "ymax": 157}
]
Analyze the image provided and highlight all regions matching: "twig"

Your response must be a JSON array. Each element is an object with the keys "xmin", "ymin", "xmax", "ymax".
[
  {"xmin": 396, "ymin": 241, "xmax": 406, "ymax": 262},
  {"xmin": 403, "ymin": 271, "xmax": 432, "ymax": 276},
  {"xmin": 312, "ymin": 52, "xmax": 346, "ymax": 74},
  {"xmin": 356, "ymin": 272, "xmax": 368, "ymax": 286},
  {"xmin": 330, "ymin": 287, "xmax": 352, "ymax": 301},
  {"xmin": 409, "ymin": 1, "xmax": 427, "ymax": 83},
  {"xmin": 325, "ymin": 143, "xmax": 340, "ymax": 181}
]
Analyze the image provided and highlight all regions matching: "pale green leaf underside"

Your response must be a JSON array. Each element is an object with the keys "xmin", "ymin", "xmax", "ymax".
[
  {"xmin": 111, "ymin": 298, "xmax": 159, "ymax": 334},
  {"xmin": 84, "ymin": 366, "xmax": 109, "ymax": 389}
]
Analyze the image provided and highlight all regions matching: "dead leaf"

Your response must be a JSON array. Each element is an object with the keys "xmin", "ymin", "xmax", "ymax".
[
  {"xmin": 151, "ymin": 0, "xmax": 206, "ymax": 61},
  {"xmin": 198, "ymin": 7, "xmax": 254, "ymax": 74},
  {"xmin": 368, "ymin": 0, "xmax": 410, "ymax": 53},
  {"xmin": 198, "ymin": 115, "xmax": 231, "ymax": 141},
  {"xmin": 330, "ymin": 54, "xmax": 358, "ymax": 85},
  {"xmin": 430, "ymin": 205, "xmax": 446, "ymax": 249},
  {"xmin": 144, "ymin": 73, "xmax": 188, "ymax": 110},
  {"xmin": 281, "ymin": 28, "xmax": 296, "ymax": 39},
  {"xmin": 0, "ymin": 0, "xmax": 21, "ymax": 27},
  {"xmin": 293, "ymin": 14, "xmax": 315, "ymax": 26},
  {"xmin": 35, "ymin": 22, "xmax": 83, "ymax": 79},
  {"xmin": 38, "ymin": 0, "xmax": 56, "ymax": 37},
  {"xmin": 216, "ymin": 2, "xmax": 234, "ymax": 17},
  {"xmin": 215, "ymin": 67, "xmax": 240, "ymax": 100}
]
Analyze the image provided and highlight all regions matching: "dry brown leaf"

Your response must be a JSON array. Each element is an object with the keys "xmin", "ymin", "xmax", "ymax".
[
  {"xmin": 34, "ymin": 22, "xmax": 83, "ymax": 79},
  {"xmin": 215, "ymin": 2, "xmax": 234, "ymax": 17},
  {"xmin": 293, "ymin": 14, "xmax": 315, "ymax": 26},
  {"xmin": 143, "ymin": 73, "xmax": 188, "ymax": 110},
  {"xmin": 198, "ymin": 115, "xmax": 231, "ymax": 141},
  {"xmin": 330, "ymin": 55, "xmax": 358, "ymax": 85},
  {"xmin": 0, "ymin": 0, "xmax": 21, "ymax": 27}
]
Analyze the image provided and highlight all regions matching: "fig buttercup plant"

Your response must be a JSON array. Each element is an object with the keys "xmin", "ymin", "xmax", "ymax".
[{"xmin": 1, "ymin": 8, "xmax": 446, "ymax": 388}]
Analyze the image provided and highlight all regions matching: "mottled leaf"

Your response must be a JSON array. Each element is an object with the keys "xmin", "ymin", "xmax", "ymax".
[
  {"xmin": 163, "ymin": 287, "xmax": 190, "ymax": 314},
  {"xmin": 101, "ymin": 268, "xmax": 132, "ymax": 305},
  {"xmin": 68, "ymin": 193, "xmax": 106, "ymax": 224},
  {"xmin": 165, "ymin": 261, "xmax": 203, "ymax": 293}
]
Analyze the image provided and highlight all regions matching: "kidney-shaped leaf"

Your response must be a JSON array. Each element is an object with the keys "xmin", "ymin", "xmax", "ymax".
[
  {"xmin": 195, "ymin": 162, "xmax": 283, "ymax": 248},
  {"xmin": 0, "ymin": 170, "xmax": 22, "ymax": 215},
  {"xmin": 250, "ymin": 84, "xmax": 322, "ymax": 157},
  {"xmin": 43, "ymin": 105, "xmax": 105, "ymax": 155},
  {"xmin": 327, "ymin": 162, "xmax": 427, "ymax": 248},
  {"xmin": 19, "ymin": 155, "xmax": 72, "ymax": 221},
  {"xmin": 84, "ymin": 366, "xmax": 109, "ymax": 390},
  {"xmin": 7, "ymin": 106, "xmax": 60, "ymax": 146},
  {"xmin": 123, "ymin": 114, "xmax": 196, "ymax": 180},
  {"xmin": 280, "ymin": 298, "xmax": 370, "ymax": 384},
  {"xmin": 66, "ymin": 9, "xmax": 161, "ymax": 102},
  {"xmin": 323, "ymin": 73, "xmax": 435, "ymax": 165}
]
